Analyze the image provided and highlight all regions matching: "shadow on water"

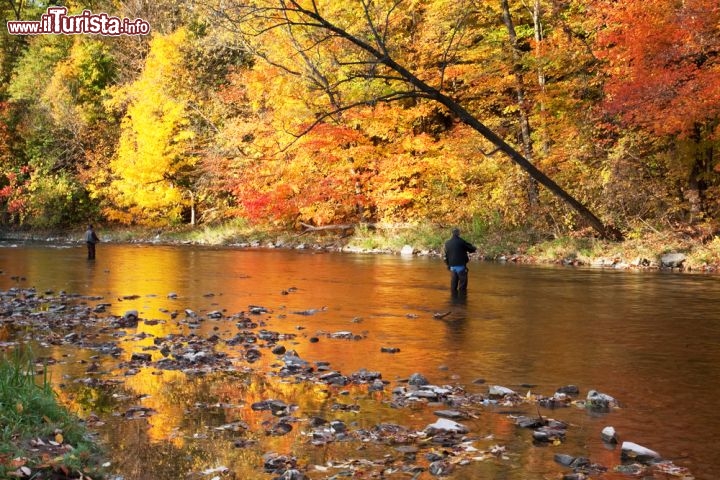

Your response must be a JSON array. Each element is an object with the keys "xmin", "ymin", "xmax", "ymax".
[{"xmin": 1, "ymin": 242, "xmax": 719, "ymax": 479}]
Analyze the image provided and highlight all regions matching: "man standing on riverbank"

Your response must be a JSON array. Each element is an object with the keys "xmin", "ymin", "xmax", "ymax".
[
  {"xmin": 443, "ymin": 228, "xmax": 477, "ymax": 294},
  {"xmin": 84, "ymin": 224, "xmax": 100, "ymax": 260}
]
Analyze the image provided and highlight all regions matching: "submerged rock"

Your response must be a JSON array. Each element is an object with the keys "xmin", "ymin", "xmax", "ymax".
[
  {"xmin": 263, "ymin": 453, "xmax": 298, "ymax": 473},
  {"xmin": 130, "ymin": 353, "xmax": 152, "ymax": 362},
  {"xmin": 586, "ymin": 390, "xmax": 618, "ymax": 410},
  {"xmin": 489, "ymin": 385, "xmax": 516, "ymax": 397},
  {"xmin": 428, "ymin": 460, "xmax": 453, "ymax": 476},
  {"xmin": 276, "ymin": 468, "xmax": 307, "ymax": 480},
  {"xmin": 433, "ymin": 410, "xmax": 466, "ymax": 420},
  {"xmin": 408, "ymin": 373, "xmax": 429, "ymax": 386},
  {"xmin": 556, "ymin": 385, "xmax": 580, "ymax": 396}
]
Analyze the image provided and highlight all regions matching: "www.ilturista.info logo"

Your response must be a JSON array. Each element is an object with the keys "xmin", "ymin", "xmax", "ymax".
[{"xmin": 7, "ymin": 7, "xmax": 150, "ymax": 36}]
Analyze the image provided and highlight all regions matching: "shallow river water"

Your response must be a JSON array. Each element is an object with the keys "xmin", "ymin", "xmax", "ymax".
[{"xmin": 1, "ymin": 242, "xmax": 719, "ymax": 479}]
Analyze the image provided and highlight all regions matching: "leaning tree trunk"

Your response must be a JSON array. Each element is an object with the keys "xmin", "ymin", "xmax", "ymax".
[
  {"xmin": 298, "ymin": 8, "xmax": 621, "ymax": 240},
  {"xmin": 239, "ymin": 2, "xmax": 623, "ymax": 240}
]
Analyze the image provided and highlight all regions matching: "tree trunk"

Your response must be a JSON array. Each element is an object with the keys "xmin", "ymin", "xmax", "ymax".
[
  {"xmin": 684, "ymin": 125, "xmax": 708, "ymax": 223},
  {"xmin": 500, "ymin": 0, "xmax": 539, "ymax": 207},
  {"xmin": 532, "ymin": 0, "xmax": 550, "ymax": 156}
]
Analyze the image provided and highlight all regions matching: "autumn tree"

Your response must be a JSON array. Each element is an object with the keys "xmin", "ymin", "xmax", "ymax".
[
  {"xmin": 2, "ymin": 0, "xmax": 121, "ymax": 226},
  {"xmin": 4, "ymin": 34, "xmax": 95, "ymax": 226},
  {"xmin": 211, "ymin": 0, "xmax": 621, "ymax": 238},
  {"xmin": 209, "ymin": 54, "xmax": 501, "ymax": 227},
  {"xmin": 103, "ymin": 28, "xmax": 198, "ymax": 225},
  {"xmin": 0, "ymin": 101, "xmax": 27, "ymax": 223},
  {"xmin": 594, "ymin": 0, "xmax": 720, "ymax": 225}
]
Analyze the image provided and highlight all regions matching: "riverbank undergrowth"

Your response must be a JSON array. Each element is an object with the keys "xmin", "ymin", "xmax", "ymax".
[
  {"xmin": 0, "ymin": 350, "xmax": 107, "ymax": 479},
  {"xmin": 2, "ymin": 221, "xmax": 719, "ymax": 272}
]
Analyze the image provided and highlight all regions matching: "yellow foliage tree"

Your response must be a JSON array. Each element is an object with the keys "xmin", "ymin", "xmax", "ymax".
[{"xmin": 105, "ymin": 28, "xmax": 195, "ymax": 225}]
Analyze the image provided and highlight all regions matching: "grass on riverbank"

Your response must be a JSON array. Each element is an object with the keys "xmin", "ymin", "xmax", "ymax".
[
  {"xmin": 344, "ymin": 221, "xmax": 720, "ymax": 271},
  {"xmin": 0, "ymin": 350, "xmax": 107, "ymax": 479}
]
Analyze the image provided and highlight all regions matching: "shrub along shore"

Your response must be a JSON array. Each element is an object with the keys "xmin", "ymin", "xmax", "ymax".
[{"xmin": 1, "ymin": 221, "xmax": 719, "ymax": 273}]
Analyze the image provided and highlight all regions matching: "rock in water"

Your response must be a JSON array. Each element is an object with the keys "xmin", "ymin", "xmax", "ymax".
[
  {"xmin": 601, "ymin": 426, "xmax": 618, "ymax": 444},
  {"xmin": 408, "ymin": 373, "xmax": 429, "ymax": 386},
  {"xmin": 621, "ymin": 441, "xmax": 661, "ymax": 463},
  {"xmin": 424, "ymin": 418, "xmax": 469, "ymax": 435}
]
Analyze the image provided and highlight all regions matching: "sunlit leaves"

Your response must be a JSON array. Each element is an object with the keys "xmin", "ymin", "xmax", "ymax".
[
  {"xmin": 595, "ymin": 0, "xmax": 720, "ymax": 137},
  {"xmin": 7, "ymin": 35, "xmax": 71, "ymax": 102},
  {"xmin": 44, "ymin": 38, "xmax": 116, "ymax": 127},
  {"xmin": 0, "ymin": 0, "xmax": 718, "ymax": 230},
  {"xmin": 106, "ymin": 28, "xmax": 196, "ymax": 225}
]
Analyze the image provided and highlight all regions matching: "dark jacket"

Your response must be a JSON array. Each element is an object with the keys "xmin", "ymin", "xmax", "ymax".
[
  {"xmin": 85, "ymin": 229, "xmax": 99, "ymax": 244},
  {"xmin": 444, "ymin": 235, "xmax": 477, "ymax": 267}
]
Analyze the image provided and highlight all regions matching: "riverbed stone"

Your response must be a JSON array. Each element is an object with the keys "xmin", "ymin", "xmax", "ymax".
[
  {"xmin": 116, "ymin": 310, "xmax": 139, "ymax": 327},
  {"xmin": 130, "ymin": 353, "xmax": 152, "ymax": 362},
  {"xmin": 428, "ymin": 460, "xmax": 453, "ymax": 476},
  {"xmin": 533, "ymin": 426, "xmax": 566, "ymax": 443},
  {"xmin": 660, "ymin": 253, "xmax": 686, "ymax": 269},
  {"xmin": 586, "ymin": 389, "xmax": 618, "ymax": 410},
  {"xmin": 516, "ymin": 416, "xmax": 546, "ymax": 429},
  {"xmin": 424, "ymin": 418, "xmax": 469, "ymax": 434},
  {"xmin": 277, "ymin": 468, "xmax": 307, "ymax": 480},
  {"xmin": 489, "ymin": 385, "xmax": 516, "ymax": 397},
  {"xmin": 330, "ymin": 420, "xmax": 346, "ymax": 433},
  {"xmin": 263, "ymin": 453, "xmax": 297, "ymax": 473},
  {"xmin": 621, "ymin": 441, "xmax": 661, "ymax": 463},
  {"xmin": 368, "ymin": 379, "xmax": 385, "ymax": 391},
  {"xmin": 433, "ymin": 410, "xmax": 466, "ymax": 420},
  {"xmin": 554, "ymin": 453, "xmax": 576, "ymax": 466},
  {"xmin": 408, "ymin": 373, "xmax": 429, "ymax": 386},
  {"xmin": 601, "ymin": 426, "xmax": 618, "ymax": 444},
  {"xmin": 381, "ymin": 346, "xmax": 400, "ymax": 353},
  {"xmin": 556, "ymin": 385, "xmax": 580, "ymax": 396}
]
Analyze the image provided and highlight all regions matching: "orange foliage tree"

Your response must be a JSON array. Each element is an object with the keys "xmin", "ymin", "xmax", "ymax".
[
  {"xmin": 594, "ymin": 0, "xmax": 720, "ymax": 222},
  {"xmin": 208, "ymin": 0, "xmax": 621, "ymax": 238}
]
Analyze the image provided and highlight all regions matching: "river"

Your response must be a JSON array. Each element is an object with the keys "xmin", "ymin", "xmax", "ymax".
[{"xmin": 1, "ymin": 241, "xmax": 718, "ymax": 479}]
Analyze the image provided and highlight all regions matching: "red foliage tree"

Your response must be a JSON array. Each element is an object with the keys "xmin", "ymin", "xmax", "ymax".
[{"xmin": 595, "ymin": 0, "xmax": 720, "ymax": 137}]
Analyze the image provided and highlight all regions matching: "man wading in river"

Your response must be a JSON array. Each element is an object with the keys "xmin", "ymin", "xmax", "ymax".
[
  {"xmin": 84, "ymin": 224, "xmax": 100, "ymax": 260},
  {"xmin": 443, "ymin": 228, "xmax": 477, "ymax": 295}
]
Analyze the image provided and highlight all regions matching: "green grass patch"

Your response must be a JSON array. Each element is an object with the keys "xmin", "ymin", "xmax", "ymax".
[{"xmin": 0, "ymin": 349, "xmax": 107, "ymax": 478}]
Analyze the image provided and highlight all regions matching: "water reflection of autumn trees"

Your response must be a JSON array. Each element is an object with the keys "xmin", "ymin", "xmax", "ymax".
[{"xmin": 2, "ymin": 245, "xmax": 718, "ymax": 479}]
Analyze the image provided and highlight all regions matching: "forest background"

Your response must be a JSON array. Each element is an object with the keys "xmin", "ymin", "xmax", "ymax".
[{"xmin": 1, "ymin": 0, "xmax": 719, "ymax": 266}]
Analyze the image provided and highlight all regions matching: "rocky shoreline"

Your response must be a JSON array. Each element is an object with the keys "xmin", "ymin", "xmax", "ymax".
[
  {"xmin": 0, "ymin": 286, "xmax": 696, "ymax": 479},
  {"xmin": 1, "ymin": 226, "xmax": 716, "ymax": 275}
]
